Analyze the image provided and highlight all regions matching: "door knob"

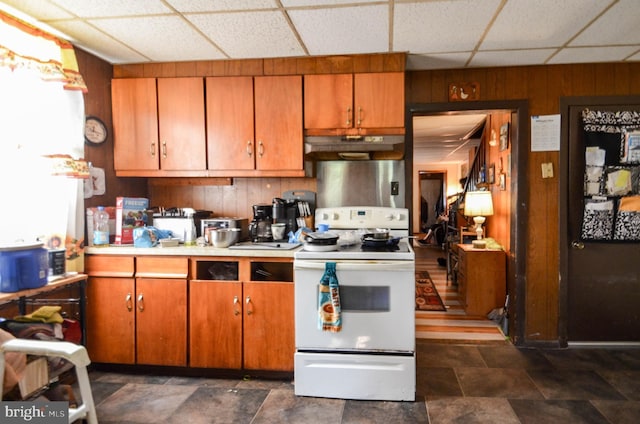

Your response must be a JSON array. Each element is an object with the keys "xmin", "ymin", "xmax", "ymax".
[{"xmin": 571, "ymin": 240, "xmax": 585, "ymax": 249}]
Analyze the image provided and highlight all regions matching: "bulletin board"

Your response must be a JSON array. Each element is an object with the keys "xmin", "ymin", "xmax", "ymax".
[{"xmin": 580, "ymin": 109, "xmax": 640, "ymax": 241}]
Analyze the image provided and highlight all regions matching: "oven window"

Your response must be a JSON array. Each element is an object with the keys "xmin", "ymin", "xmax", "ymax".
[{"xmin": 332, "ymin": 285, "xmax": 390, "ymax": 312}]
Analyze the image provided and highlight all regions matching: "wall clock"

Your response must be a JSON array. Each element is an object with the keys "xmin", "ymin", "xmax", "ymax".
[{"xmin": 84, "ymin": 116, "xmax": 108, "ymax": 145}]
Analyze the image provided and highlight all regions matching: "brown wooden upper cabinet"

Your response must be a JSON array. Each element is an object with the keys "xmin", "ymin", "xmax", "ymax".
[
  {"xmin": 112, "ymin": 77, "xmax": 206, "ymax": 175},
  {"xmin": 304, "ymin": 72, "xmax": 405, "ymax": 133},
  {"xmin": 206, "ymin": 75, "xmax": 303, "ymax": 176}
]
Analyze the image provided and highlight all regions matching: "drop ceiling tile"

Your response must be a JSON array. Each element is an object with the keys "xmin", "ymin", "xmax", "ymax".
[
  {"xmin": 394, "ymin": 0, "xmax": 501, "ymax": 53},
  {"xmin": 89, "ymin": 15, "xmax": 225, "ymax": 62},
  {"xmin": 281, "ymin": 0, "xmax": 375, "ymax": 5},
  {"xmin": 470, "ymin": 49, "xmax": 558, "ymax": 67},
  {"xmin": 482, "ymin": 0, "xmax": 607, "ymax": 50},
  {"xmin": 288, "ymin": 5, "xmax": 388, "ymax": 55},
  {"xmin": 53, "ymin": 20, "xmax": 149, "ymax": 63},
  {"xmin": 570, "ymin": 0, "xmax": 640, "ymax": 46},
  {"xmin": 406, "ymin": 52, "xmax": 474, "ymax": 70},
  {"xmin": 0, "ymin": 0, "xmax": 72, "ymax": 20},
  {"xmin": 187, "ymin": 11, "xmax": 304, "ymax": 58},
  {"xmin": 548, "ymin": 46, "xmax": 640, "ymax": 64},
  {"xmin": 629, "ymin": 51, "xmax": 640, "ymax": 61},
  {"xmin": 166, "ymin": 0, "xmax": 278, "ymax": 13},
  {"xmin": 50, "ymin": 0, "xmax": 171, "ymax": 18}
]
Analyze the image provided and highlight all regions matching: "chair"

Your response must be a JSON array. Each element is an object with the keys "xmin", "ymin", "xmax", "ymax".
[{"xmin": 0, "ymin": 339, "xmax": 98, "ymax": 424}]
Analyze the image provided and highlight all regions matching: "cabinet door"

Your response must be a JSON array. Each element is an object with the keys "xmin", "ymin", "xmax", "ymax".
[
  {"xmin": 206, "ymin": 76, "xmax": 255, "ymax": 170},
  {"xmin": 354, "ymin": 72, "xmax": 405, "ymax": 129},
  {"xmin": 112, "ymin": 78, "xmax": 159, "ymax": 171},
  {"xmin": 304, "ymin": 74, "xmax": 353, "ymax": 130},
  {"xmin": 243, "ymin": 281, "xmax": 294, "ymax": 371},
  {"xmin": 86, "ymin": 277, "xmax": 135, "ymax": 364},
  {"xmin": 189, "ymin": 280, "xmax": 243, "ymax": 369},
  {"xmin": 136, "ymin": 278, "xmax": 187, "ymax": 366},
  {"xmin": 254, "ymin": 75, "xmax": 303, "ymax": 171},
  {"xmin": 157, "ymin": 78, "xmax": 206, "ymax": 171}
]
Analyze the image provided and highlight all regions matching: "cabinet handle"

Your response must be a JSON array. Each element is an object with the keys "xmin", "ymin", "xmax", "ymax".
[
  {"xmin": 258, "ymin": 140, "xmax": 264, "ymax": 157},
  {"xmin": 245, "ymin": 296, "xmax": 253, "ymax": 315},
  {"xmin": 233, "ymin": 295, "xmax": 241, "ymax": 316},
  {"xmin": 126, "ymin": 293, "xmax": 133, "ymax": 311},
  {"xmin": 357, "ymin": 107, "xmax": 363, "ymax": 126},
  {"xmin": 162, "ymin": 141, "xmax": 167, "ymax": 158},
  {"xmin": 346, "ymin": 106, "xmax": 352, "ymax": 126},
  {"xmin": 150, "ymin": 142, "xmax": 156, "ymax": 157},
  {"xmin": 137, "ymin": 293, "xmax": 144, "ymax": 312},
  {"xmin": 246, "ymin": 140, "xmax": 253, "ymax": 157}
]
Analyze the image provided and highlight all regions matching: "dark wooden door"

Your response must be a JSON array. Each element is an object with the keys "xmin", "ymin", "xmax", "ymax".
[{"xmin": 561, "ymin": 96, "xmax": 640, "ymax": 343}]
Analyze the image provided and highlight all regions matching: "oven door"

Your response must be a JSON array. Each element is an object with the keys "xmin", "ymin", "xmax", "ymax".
[{"xmin": 294, "ymin": 259, "xmax": 415, "ymax": 352}]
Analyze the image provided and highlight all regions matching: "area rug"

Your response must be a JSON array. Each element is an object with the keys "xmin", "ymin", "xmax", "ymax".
[{"xmin": 415, "ymin": 271, "xmax": 446, "ymax": 311}]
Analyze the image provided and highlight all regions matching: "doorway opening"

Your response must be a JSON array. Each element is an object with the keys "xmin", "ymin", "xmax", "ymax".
[{"xmin": 406, "ymin": 100, "xmax": 529, "ymax": 345}]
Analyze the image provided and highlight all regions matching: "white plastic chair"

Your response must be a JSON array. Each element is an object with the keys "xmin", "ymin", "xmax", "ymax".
[{"xmin": 0, "ymin": 339, "xmax": 98, "ymax": 424}]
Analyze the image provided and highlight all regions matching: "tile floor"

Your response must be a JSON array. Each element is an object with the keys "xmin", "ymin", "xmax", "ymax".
[{"xmin": 86, "ymin": 342, "xmax": 640, "ymax": 423}]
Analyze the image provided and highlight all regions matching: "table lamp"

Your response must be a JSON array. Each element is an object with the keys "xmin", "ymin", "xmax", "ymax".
[{"xmin": 463, "ymin": 191, "xmax": 493, "ymax": 248}]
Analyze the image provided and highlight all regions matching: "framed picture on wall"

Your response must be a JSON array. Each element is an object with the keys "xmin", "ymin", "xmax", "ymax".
[
  {"xmin": 488, "ymin": 163, "xmax": 495, "ymax": 184},
  {"xmin": 499, "ymin": 123, "xmax": 509, "ymax": 151},
  {"xmin": 499, "ymin": 173, "xmax": 506, "ymax": 190}
]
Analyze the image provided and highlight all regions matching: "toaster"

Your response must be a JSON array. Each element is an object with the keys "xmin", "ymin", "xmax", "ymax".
[{"xmin": 201, "ymin": 218, "xmax": 249, "ymax": 241}]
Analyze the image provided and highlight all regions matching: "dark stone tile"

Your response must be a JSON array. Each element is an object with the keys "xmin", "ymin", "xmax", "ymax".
[
  {"xmin": 87, "ymin": 381, "xmax": 125, "ymax": 406},
  {"xmin": 603, "ymin": 349, "xmax": 640, "ymax": 370},
  {"xmin": 165, "ymin": 386, "xmax": 269, "ymax": 424},
  {"xmin": 478, "ymin": 345, "xmax": 554, "ymax": 369},
  {"xmin": 596, "ymin": 370, "xmax": 640, "ymax": 400},
  {"xmin": 539, "ymin": 348, "xmax": 619, "ymax": 370},
  {"xmin": 251, "ymin": 389, "xmax": 344, "ymax": 424},
  {"xmin": 527, "ymin": 369, "xmax": 626, "ymax": 400},
  {"xmin": 417, "ymin": 367, "xmax": 463, "ymax": 398},
  {"xmin": 456, "ymin": 367, "xmax": 544, "ymax": 399},
  {"xmin": 509, "ymin": 399, "xmax": 610, "ymax": 424},
  {"xmin": 91, "ymin": 371, "xmax": 172, "ymax": 385},
  {"xmin": 591, "ymin": 399, "xmax": 640, "ymax": 423},
  {"xmin": 341, "ymin": 399, "xmax": 429, "ymax": 423},
  {"xmin": 416, "ymin": 344, "xmax": 486, "ymax": 368},
  {"xmin": 166, "ymin": 375, "xmax": 242, "ymax": 388},
  {"xmin": 96, "ymin": 383, "xmax": 197, "ymax": 422},
  {"xmin": 426, "ymin": 397, "xmax": 520, "ymax": 423},
  {"xmin": 235, "ymin": 376, "xmax": 294, "ymax": 391}
]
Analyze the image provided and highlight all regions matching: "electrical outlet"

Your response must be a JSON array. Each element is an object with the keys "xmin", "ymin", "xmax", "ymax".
[
  {"xmin": 541, "ymin": 162, "xmax": 554, "ymax": 178},
  {"xmin": 391, "ymin": 181, "xmax": 399, "ymax": 195}
]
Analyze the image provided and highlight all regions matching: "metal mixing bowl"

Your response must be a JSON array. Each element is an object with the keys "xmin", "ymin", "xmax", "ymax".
[{"xmin": 209, "ymin": 228, "xmax": 241, "ymax": 248}]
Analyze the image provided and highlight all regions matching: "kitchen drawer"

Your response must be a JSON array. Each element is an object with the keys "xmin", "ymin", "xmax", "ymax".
[
  {"xmin": 85, "ymin": 255, "xmax": 134, "ymax": 277},
  {"xmin": 136, "ymin": 256, "xmax": 188, "ymax": 278}
]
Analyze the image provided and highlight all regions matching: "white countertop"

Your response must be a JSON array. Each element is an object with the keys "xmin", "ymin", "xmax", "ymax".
[{"xmin": 85, "ymin": 243, "xmax": 301, "ymax": 258}]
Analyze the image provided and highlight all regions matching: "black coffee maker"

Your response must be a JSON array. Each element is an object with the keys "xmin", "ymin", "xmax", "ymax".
[
  {"xmin": 249, "ymin": 204, "xmax": 273, "ymax": 242},
  {"xmin": 272, "ymin": 198, "xmax": 298, "ymax": 237}
]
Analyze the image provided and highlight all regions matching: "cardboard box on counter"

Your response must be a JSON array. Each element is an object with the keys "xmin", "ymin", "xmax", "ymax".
[
  {"xmin": 86, "ymin": 206, "xmax": 116, "ymax": 246},
  {"xmin": 115, "ymin": 197, "xmax": 149, "ymax": 245}
]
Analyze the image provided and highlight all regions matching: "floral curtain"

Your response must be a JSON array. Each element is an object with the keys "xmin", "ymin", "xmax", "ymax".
[{"xmin": 0, "ymin": 11, "xmax": 88, "ymax": 272}]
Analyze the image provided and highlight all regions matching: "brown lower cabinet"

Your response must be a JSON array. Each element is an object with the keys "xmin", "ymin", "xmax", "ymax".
[
  {"xmin": 189, "ymin": 257, "xmax": 294, "ymax": 372},
  {"xmin": 85, "ymin": 255, "xmax": 188, "ymax": 366},
  {"xmin": 85, "ymin": 254, "xmax": 293, "ymax": 372}
]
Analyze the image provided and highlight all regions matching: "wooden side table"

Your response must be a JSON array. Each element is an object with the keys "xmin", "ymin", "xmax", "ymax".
[{"xmin": 457, "ymin": 244, "xmax": 505, "ymax": 316}]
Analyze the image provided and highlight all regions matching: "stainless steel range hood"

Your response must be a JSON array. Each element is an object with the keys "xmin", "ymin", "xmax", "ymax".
[{"xmin": 304, "ymin": 135, "xmax": 405, "ymax": 160}]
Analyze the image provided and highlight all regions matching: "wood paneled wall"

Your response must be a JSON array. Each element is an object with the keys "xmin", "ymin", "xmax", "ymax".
[
  {"xmin": 407, "ymin": 63, "xmax": 640, "ymax": 342},
  {"xmin": 79, "ymin": 46, "xmax": 640, "ymax": 343}
]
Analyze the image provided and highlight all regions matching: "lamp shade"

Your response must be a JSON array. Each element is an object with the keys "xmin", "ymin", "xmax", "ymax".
[{"xmin": 464, "ymin": 191, "xmax": 494, "ymax": 217}]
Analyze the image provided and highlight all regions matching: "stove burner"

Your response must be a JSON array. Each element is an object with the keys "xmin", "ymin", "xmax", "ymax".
[{"xmin": 361, "ymin": 239, "xmax": 401, "ymax": 251}]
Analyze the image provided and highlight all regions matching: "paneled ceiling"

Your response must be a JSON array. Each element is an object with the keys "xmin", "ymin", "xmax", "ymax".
[{"xmin": 1, "ymin": 0, "xmax": 637, "ymax": 165}]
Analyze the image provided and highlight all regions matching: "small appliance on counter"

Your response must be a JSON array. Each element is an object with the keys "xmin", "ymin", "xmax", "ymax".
[
  {"xmin": 249, "ymin": 204, "xmax": 273, "ymax": 242},
  {"xmin": 150, "ymin": 207, "xmax": 212, "ymax": 242},
  {"xmin": 272, "ymin": 197, "xmax": 299, "ymax": 238},
  {"xmin": 201, "ymin": 218, "xmax": 249, "ymax": 242}
]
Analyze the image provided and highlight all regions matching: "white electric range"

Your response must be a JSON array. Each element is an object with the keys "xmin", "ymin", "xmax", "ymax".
[{"xmin": 293, "ymin": 206, "xmax": 416, "ymax": 401}]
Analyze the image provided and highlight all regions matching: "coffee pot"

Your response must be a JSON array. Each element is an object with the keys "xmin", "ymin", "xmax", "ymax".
[
  {"xmin": 272, "ymin": 197, "xmax": 298, "ymax": 237},
  {"xmin": 249, "ymin": 204, "xmax": 273, "ymax": 242}
]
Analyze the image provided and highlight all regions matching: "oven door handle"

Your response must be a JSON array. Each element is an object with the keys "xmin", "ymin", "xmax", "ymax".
[{"xmin": 294, "ymin": 260, "xmax": 413, "ymax": 271}]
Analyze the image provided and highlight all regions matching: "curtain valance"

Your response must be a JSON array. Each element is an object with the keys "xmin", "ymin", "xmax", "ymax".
[{"xmin": 0, "ymin": 11, "xmax": 87, "ymax": 92}]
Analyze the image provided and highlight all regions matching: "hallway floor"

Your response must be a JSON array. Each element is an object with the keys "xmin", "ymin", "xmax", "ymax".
[{"xmin": 87, "ymin": 342, "xmax": 640, "ymax": 423}]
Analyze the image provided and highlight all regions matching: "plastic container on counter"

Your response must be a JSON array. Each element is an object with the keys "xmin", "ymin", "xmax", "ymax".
[{"xmin": 0, "ymin": 242, "xmax": 49, "ymax": 293}]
